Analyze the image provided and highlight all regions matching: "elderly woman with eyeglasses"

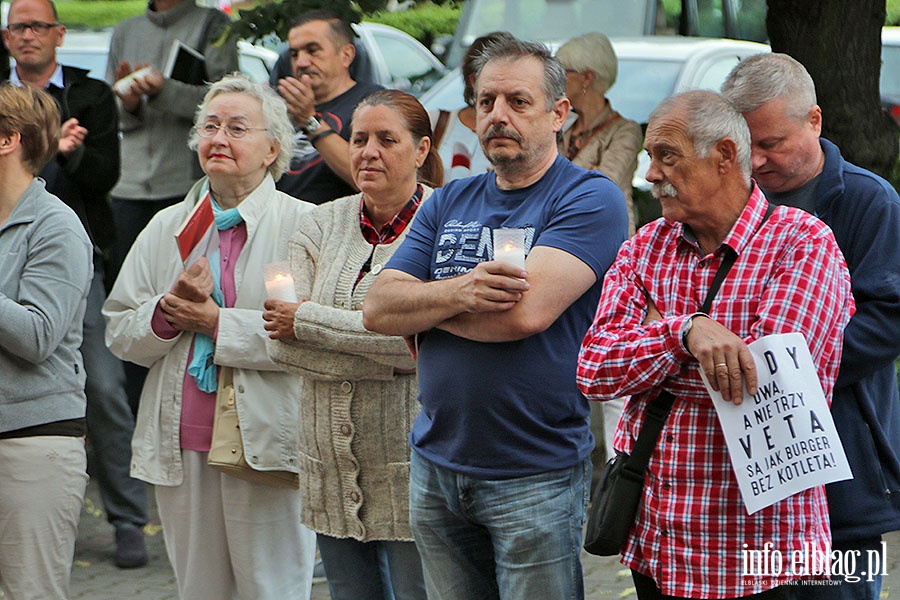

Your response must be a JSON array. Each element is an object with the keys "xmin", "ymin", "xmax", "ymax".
[{"xmin": 103, "ymin": 73, "xmax": 317, "ymax": 600}]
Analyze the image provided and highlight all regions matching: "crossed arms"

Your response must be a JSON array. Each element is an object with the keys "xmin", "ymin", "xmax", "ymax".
[{"xmin": 363, "ymin": 244, "xmax": 596, "ymax": 344}]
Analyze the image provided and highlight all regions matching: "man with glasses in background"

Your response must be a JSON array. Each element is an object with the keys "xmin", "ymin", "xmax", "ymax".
[{"xmin": 2, "ymin": 0, "xmax": 151, "ymax": 569}]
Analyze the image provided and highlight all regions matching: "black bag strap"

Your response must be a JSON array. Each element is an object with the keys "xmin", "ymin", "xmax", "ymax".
[{"xmin": 621, "ymin": 203, "xmax": 775, "ymax": 481}]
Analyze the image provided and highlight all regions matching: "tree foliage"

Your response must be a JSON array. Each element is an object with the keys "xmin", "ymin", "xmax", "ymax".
[
  {"xmin": 226, "ymin": 0, "xmax": 361, "ymax": 42},
  {"xmin": 367, "ymin": 3, "xmax": 461, "ymax": 45}
]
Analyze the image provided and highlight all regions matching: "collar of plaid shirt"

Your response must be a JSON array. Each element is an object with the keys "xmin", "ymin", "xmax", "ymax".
[
  {"xmin": 359, "ymin": 183, "xmax": 424, "ymax": 246},
  {"xmin": 356, "ymin": 184, "xmax": 424, "ymax": 287}
]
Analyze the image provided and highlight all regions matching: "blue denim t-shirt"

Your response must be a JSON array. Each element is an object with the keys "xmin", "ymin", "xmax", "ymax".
[{"xmin": 386, "ymin": 155, "xmax": 628, "ymax": 479}]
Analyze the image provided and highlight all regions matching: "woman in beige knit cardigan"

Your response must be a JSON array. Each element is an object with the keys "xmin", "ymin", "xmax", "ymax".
[{"xmin": 263, "ymin": 89, "xmax": 442, "ymax": 600}]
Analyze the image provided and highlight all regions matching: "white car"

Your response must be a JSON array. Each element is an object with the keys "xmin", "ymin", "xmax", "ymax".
[
  {"xmin": 55, "ymin": 30, "xmax": 277, "ymax": 84},
  {"xmin": 262, "ymin": 22, "xmax": 448, "ymax": 97},
  {"xmin": 421, "ymin": 36, "xmax": 769, "ymax": 192},
  {"xmin": 356, "ymin": 22, "xmax": 447, "ymax": 96},
  {"xmin": 881, "ymin": 27, "xmax": 900, "ymax": 125},
  {"xmin": 441, "ymin": 0, "xmax": 768, "ymax": 67},
  {"xmin": 603, "ymin": 37, "xmax": 770, "ymax": 128}
]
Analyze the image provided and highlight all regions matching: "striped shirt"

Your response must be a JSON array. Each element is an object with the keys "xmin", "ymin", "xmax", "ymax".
[{"xmin": 577, "ymin": 186, "xmax": 854, "ymax": 598}]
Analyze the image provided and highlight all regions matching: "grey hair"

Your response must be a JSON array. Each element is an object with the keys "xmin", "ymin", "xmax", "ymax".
[
  {"xmin": 555, "ymin": 32, "xmax": 618, "ymax": 94},
  {"xmin": 721, "ymin": 52, "xmax": 816, "ymax": 120},
  {"xmin": 189, "ymin": 73, "xmax": 294, "ymax": 181},
  {"xmin": 471, "ymin": 37, "xmax": 566, "ymax": 111},
  {"xmin": 650, "ymin": 89, "xmax": 752, "ymax": 179}
]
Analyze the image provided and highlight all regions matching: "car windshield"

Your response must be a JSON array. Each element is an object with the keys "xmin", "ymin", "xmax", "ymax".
[
  {"xmin": 608, "ymin": 58, "xmax": 684, "ymax": 124},
  {"xmin": 455, "ymin": 0, "xmax": 649, "ymax": 58}
]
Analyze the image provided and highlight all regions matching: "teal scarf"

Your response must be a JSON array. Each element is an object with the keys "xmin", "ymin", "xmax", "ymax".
[{"xmin": 186, "ymin": 183, "xmax": 244, "ymax": 393}]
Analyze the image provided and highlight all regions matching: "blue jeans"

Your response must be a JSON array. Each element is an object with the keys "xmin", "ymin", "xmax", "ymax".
[
  {"xmin": 317, "ymin": 534, "xmax": 426, "ymax": 600},
  {"xmin": 409, "ymin": 451, "xmax": 591, "ymax": 600},
  {"xmin": 83, "ymin": 257, "xmax": 148, "ymax": 529}
]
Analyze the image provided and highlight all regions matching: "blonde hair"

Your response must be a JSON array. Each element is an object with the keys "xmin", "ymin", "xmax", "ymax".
[
  {"xmin": 556, "ymin": 32, "xmax": 618, "ymax": 94},
  {"xmin": 0, "ymin": 83, "xmax": 60, "ymax": 174}
]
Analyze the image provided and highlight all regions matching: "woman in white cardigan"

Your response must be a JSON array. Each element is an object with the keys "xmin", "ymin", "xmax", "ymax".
[
  {"xmin": 263, "ymin": 90, "xmax": 442, "ymax": 600},
  {"xmin": 103, "ymin": 74, "xmax": 316, "ymax": 599}
]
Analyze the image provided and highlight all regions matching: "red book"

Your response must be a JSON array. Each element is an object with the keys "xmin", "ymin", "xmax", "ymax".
[{"xmin": 174, "ymin": 193, "xmax": 217, "ymax": 266}]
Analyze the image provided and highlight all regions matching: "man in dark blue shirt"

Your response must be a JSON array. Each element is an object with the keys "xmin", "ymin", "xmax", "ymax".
[{"xmin": 724, "ymin": 52, "xmax": 900, "ymax": 600}]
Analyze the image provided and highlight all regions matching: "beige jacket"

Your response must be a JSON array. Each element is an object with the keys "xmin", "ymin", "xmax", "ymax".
[
  {"xmin": 559, "ymin": 101, "xmax": 642, "ymax": 235},
  {"xmin": 104, "ymin": 176, "xmax": 313, "ymax": 485},
  {"xmin": 267, "ymin": 188, "xmax": 432, "ymax": 541}
]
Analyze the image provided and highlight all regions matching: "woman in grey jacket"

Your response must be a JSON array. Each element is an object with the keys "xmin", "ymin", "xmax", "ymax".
[
  {"xmin": 264, "ymin": 90, "xmax": 442, "ymax": 600},
  {"xmin": 0, "ymin": 84, "xmax": 93, "ymax": 599}
]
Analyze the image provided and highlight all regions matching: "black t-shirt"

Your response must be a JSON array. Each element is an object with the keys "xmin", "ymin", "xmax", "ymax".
[
  {"xmin": 762, "ymin": 172, "xmax": 821, "ymax": 215},
  {"xmin": 276, "ymin": 81, "xmax": 383, "ymax": 204}
]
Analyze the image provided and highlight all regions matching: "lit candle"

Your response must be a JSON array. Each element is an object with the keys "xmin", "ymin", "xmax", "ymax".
[
  {"xmin": 263, "ymin": 261, "xmax": 298, "ymax": 302},
  {"xmin": 493, "ymin": 228, "xmax": 526, "ymax": 270}
]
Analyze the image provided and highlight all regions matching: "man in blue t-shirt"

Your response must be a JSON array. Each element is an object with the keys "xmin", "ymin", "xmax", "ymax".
[{"xmin": 363, "ymin": 37, "xmax": 628, "ymax": 599}]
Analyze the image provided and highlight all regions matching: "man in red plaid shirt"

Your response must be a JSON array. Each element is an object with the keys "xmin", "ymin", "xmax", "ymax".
[{"xmin": 577, "ymin": 89, "xmax": 854, "ymax": 600}]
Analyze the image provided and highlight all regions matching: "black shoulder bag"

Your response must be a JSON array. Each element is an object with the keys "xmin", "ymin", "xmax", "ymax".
[{"xmin": 583, "ymin": 205, "xmax": 774, "ymax": 556}]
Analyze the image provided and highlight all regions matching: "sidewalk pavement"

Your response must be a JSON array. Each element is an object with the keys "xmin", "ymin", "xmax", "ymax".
[{"xmin": 70, "ymin": 476, "xmax": 900, "ymax": 599}]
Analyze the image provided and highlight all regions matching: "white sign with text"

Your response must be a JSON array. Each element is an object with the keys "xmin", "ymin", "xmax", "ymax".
[{"xmin": 701, "ymin": 332, "xmax": 852, "ymax": 515}]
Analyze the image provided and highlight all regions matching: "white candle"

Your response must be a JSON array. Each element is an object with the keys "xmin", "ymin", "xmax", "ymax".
[
  {"xmin": 493, "ymin": 228, "xmax": 526, "ymax": 270},
  {"xmin": 263, "ymin": 261, "xmax": 298, "ymax": 302}
]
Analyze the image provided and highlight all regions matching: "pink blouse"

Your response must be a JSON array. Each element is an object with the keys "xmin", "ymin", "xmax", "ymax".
[{"xmin": 151, "ymin": 224, "xmax": 248, "ymax": 451}]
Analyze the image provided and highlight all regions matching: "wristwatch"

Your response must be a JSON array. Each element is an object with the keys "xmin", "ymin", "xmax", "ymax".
[
  {"xmin": 682, "ymin": 316, "xmax": 694, "ymax": 349},
  {"xmin": 302, "ymin": 116, "xmax": 322, "ymax": 135},
  {"xmin": 682, "ymin": 313, "xmax": 706, "ymax": 354}
]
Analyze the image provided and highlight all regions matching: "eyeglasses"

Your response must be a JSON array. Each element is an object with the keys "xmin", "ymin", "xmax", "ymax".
[
  {"xmin": 6, "ymin": 21, "xmax": 59, "ymax": 37},
  {"xmin": 196, "ymin": 122, "xmax": 268, "ymax": 139}
]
